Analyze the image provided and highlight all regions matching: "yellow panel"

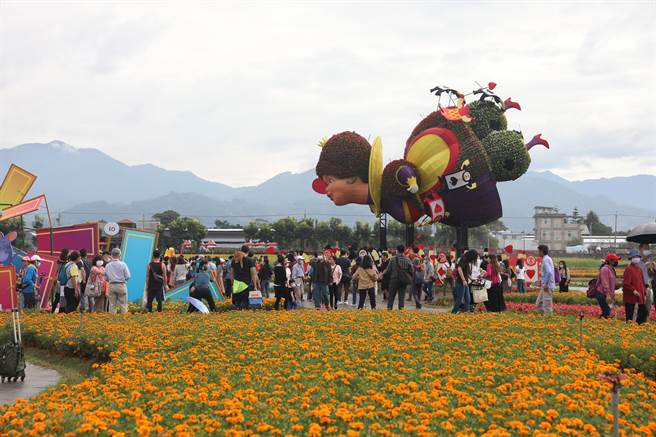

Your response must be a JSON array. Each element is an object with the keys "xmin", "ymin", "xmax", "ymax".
[
  {"xmin": 405, "ymin": 134, "xmax": 452, "ymax": 194},
  {"xmin": 0, "ymin": 164, "xmax": 37, "ymax": 210}
]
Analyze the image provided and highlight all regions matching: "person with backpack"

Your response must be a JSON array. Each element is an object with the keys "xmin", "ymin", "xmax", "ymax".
[
  {"xmin": 145, "ymin": 250, "xmax": 169, "ymax": 312},
  {"xmin": 52, "ymin": 248, "xmax": 69, "ymax": 312},
  {"xmin": 87, "ymin": 255, "xmax": 108, "ymax": 312},
  {"xmin": 337, "ymin": 250, "xmax": 352, "ymax": 305},
  {"xmin": 384, "ymin": 245, "xmax": 413, "ymax": 310},
  {"xmin": 595, "ymin": 253, "xmax": 620, "ymax": 318},
  {"xmin": 63, "ymin": 251, "xmax": 81, "ymax": 313},
  {"xmin": 258, "ymin": 256, "xmax": 273, "ymax": 299},
  {"xmin": 20, "ymin": 255, "xmax": 40, "ymax": 309},
  {"xmin": 273, "ymin": 255, "xmax": 292, "ymax": 310},
  {"xmin": 411, "ymin": 258, "xmax": 424, "ymax": 309},
  {"xmin": 78, "ymin": 249, "xmax": 92, "ymax": 312}
]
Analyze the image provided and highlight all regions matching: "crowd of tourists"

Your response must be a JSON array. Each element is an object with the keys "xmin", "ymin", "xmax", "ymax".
[{"xmin": 14, "ymin": 241, "xmax": 655, "ymax": 323}]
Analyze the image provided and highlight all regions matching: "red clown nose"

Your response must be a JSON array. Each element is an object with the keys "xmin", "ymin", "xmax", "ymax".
[{"xmin": 312, "ymin": 178, "xmax": 327, "ymax": 194}]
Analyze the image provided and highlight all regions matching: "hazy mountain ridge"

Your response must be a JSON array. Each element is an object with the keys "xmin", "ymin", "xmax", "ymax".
[{"xmin": 2, "ymin": 141, "xmax": 654, "ymax": 231}]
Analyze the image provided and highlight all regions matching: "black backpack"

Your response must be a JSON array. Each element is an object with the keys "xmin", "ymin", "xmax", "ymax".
[{"xmin": 395, "ymin": 257, "xmax": 413, "ymax": 285}]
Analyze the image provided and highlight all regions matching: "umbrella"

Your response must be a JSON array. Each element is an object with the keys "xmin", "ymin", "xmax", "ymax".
[
  {"xmin": 626, "ymin": 222, "xmax": 656, "ymax": 244},
  {"xmin": 186, "ymin": 297, "xmax": 210, "ymax": 313}
]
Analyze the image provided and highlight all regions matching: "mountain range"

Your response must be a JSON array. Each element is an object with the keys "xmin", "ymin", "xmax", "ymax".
[{"xmin": 1, "ymin": 141, "xmax": 654, "ymax": 232}]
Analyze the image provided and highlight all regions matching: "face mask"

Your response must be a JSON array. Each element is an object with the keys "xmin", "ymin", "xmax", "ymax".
[
  {"xmin": 631, "ymin": 257, "xmax": 641, "ymax": 264},
  {"xmin": 642, "ymin": 250, "xmax": 651, "ymax": 256},
  {"xmin": 96, "ymin": 261, "xmax": 103, "ymax": 266},
  {"xmin": 318, "ymin": 255, "xmax": 324, "ymax": 260},
  {"xmin": 611, "ymin": 261, "xmax": 619, "ymax": 267}
]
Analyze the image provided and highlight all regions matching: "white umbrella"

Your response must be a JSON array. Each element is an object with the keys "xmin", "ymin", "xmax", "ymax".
[{"xmin": 186, "ymin": 297, "xmax": 209, "ymax": 313}]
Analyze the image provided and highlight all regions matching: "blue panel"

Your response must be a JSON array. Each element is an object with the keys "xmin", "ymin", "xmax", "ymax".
[
  {"xmin": 121, "ymin": 230, "xmax": 157, "ymax": 302},
  {"xmin": 165, "ymin": 280, "xmax": 192, "ymax": 301}
]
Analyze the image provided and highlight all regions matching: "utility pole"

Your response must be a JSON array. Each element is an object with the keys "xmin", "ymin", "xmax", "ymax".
[{"xmin": 613, "ymin": 211, "xmax": 618, "ymax": 249}]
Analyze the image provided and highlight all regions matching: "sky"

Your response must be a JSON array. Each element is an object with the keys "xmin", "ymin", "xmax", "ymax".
[{"xmin": 1, "ymin": 1, "xmax": 654, "ymax": 187}]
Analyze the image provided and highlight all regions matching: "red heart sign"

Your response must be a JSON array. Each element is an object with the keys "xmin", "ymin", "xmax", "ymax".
[
  {"xmin": 437, "ymin": 267, "xmax": 445, "ymax": 276},
  {"xmin": 526, "ymin": 270, "xmax": 535, "ymax": 280}
]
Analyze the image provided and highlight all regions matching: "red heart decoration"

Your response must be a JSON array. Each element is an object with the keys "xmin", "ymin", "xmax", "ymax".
[
  {"xmin": 504, "ymin": 244, "xmax": 513, "ymax": 254},
  {"xmin": 417, "ymin": 244, "xmax": 425, "ymax": 250},
  {"xmin": 488, "ymin": 82, "xmax": 497, "ymax": 90},
  {"xmin": 430, "ymin": 254, "xmax": 436, "ymax": 260},
  {"xmin": 526, "ymin": 270, "xmax": 535, "ymax": 279},
  {"xmin": 266, "ymin": 247, "xmax": 276, "ymax": 255},
  {"xmin": 434, "ymin": 203, "xmax": 443, "ymax": 214},
  {"xmin": 437, "ymin": 267, "xmax": 445, "ymax": 276}
]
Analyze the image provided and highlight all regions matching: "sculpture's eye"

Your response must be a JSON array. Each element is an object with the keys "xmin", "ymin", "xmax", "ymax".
[
  {"xmin": 503, "ymin": 158, "xmax": 514, "ymax": 171},
  {"xmin": 489, "ymin": 119, "xmax": 501, "ymax": 131}
]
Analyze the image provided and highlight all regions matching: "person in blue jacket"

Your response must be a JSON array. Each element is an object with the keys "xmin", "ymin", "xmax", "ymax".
[{"xmin": 21, "ymin": 255, "xmax": 42, "ymax": 309}]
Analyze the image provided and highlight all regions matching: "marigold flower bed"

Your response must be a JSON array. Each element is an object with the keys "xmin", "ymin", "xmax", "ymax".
[{"xmin": 1, "ymin": 311, "xmax": 655, "ymax": 436}]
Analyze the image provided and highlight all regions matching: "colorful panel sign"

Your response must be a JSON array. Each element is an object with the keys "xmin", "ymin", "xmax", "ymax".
[
  {"xmin": 0, "ymin": 195, "xmax": 45, "ymax": 221},
  {"xmin": 0, "ymin": 164, "xmax": 37, "ymax": 210},
  {"xmin": 165, "ymin": 280, "xmax": 193, "ymax": 301},
  {"xmin": 36, "ymin": 254, "xmax": 58, "ymax": 310},
  {"xmin": 166, "ymin": 279, "xmax": 224, "ymax": 303},
  {"xmin": 121, "ymin": 229, "xmax": 158, "ymax": 302},
  {"xmin": 36, "ymin": 223, "xmax": 100, "ymax": 257},
  {"xmin": 0, "ymin": 266, "xmax": 17, "ymax": 311}
]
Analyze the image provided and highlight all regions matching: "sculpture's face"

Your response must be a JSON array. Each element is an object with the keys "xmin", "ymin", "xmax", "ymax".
[{"xmin": 320, "ymin": 175, "xmax": 370, "ymax": 206}]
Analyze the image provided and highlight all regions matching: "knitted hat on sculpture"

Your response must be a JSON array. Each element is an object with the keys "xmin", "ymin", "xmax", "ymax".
[{"xmin": 315, "ymin": 131, "xmax": 371, "ymax": 182}]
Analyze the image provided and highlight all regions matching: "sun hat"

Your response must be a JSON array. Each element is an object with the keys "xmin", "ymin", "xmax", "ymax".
[
  {"xmin": 627, "ymin": 249, "xmax": 640, "ymax": 259},
  {"xmin": 605, "ymin": 253, "xmax": 621, "ymax": 263},
  {"xmin": 30, "ymin": 255, "xmax": 43, "ymax": 262}
]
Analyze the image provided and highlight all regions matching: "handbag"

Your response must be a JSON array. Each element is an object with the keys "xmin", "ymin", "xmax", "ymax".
[{"xmin": 472, "ymin": 285, "xmax": 488, "ymax": 303}]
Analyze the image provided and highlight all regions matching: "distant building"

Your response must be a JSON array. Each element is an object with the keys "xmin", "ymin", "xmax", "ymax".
[
  {"xmin": 202, "ymin": 229, "xmax": 246, "ymax": 250},
  {"xmin": 492, "ymin": 231, "xmax": 538, "ymax": 252},
  {"xmin": 533, "ymin": 206, "xmax": 587, "ymax": 252}
]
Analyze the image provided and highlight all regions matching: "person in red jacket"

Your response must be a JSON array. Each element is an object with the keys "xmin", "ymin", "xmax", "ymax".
[{"xmin": 623, "ymin": 250, "xmax": 648, "ymax": 324}]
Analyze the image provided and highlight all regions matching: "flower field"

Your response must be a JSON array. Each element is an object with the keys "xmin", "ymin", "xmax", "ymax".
[{"xmin": 1, "ymin": 311, "xmax": 656, "ymax": 436}]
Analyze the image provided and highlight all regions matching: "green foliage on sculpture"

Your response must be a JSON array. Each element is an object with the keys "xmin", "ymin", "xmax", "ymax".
[
  {"xmin": 467, "ymin": 100, "xmax": 508, "ymax": 141},
  {"xmin": 482, "ymin": 130, "xmax": 531, "ymax": 182}
]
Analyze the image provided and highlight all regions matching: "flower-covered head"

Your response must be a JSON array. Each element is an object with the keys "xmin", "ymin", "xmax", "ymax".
[{"xmin": 314, "ymin": 131, "xmax": 372, "ymax": 206}]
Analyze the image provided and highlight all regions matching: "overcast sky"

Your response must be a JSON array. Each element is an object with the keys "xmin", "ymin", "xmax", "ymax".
[{"xmin": 1, "ymin": 1, "xmax": 654, "ymax": 186}]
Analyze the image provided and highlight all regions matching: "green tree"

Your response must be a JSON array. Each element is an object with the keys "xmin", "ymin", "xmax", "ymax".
[
  {"xmin": 271, "ymin": 217, "xmax": 298, "ymax": 249},
  {"xmin": 160, "ymin": 217, "xmax": 207, "ymax": 250},
  {"xmin": 353, "ymin": 221, "xmax": 374, "ymax": 247},
  {"xmin": 31, "ymin": 214, "xmax": 45, "ymax": 247},
  {"xmin": 584, "ymin": 211, "xmax": 613, "ymax": 235},
  {"xmin": 213, "ymin": 219, "xmax": 240, "ymax": 229},
  {"xmin": 153, "ymin": 210, "xmax": 180, "ymax": 227}
]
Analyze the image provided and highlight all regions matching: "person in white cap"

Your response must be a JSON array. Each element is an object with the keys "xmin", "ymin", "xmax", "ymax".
[{"xmin": 20, "ymin": 255, "xmax": 42, "ymax": 309}]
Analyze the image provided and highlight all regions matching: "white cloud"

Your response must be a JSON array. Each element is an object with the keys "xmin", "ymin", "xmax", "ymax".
[{"xmin": 0, "ymin": 1, "xmax": 654, "ymax": 185}]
